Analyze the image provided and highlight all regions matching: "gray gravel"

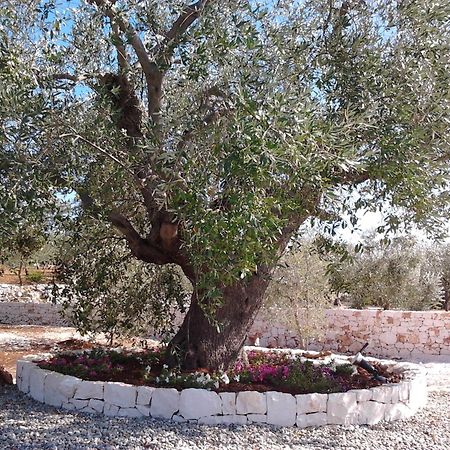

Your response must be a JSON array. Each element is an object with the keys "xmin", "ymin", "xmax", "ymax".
[{"xmin": 1, "ymin": 386, "xmax": 449, "ymax": 450}]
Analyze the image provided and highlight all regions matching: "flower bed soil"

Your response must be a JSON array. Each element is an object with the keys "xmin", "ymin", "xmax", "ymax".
[{"xmin": 37, "ymin": 348, "xmax": 402, "ymax": 395}]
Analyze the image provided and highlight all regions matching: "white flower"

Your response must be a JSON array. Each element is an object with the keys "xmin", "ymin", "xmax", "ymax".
[
  {"xmin": 220, "ymin": 372, "xmax": 230, "ymax": 385},
  {"xmin": 163, "ymin": 364, "xmax": 169, "ymax": 369},
  {"xmin": 233, "ymin": 374, "xmax": 240, "ymax": 382},
  {"xmin": 145, "ymin": 365, "xmax": 152, "ymax": 373},
  {"xmin": 214, "ymin": 381, "xmax": 219, "ymax": 389},
  {"xmin": 165, "ymin": 377, "xmax": 169, "ymax": 383}
]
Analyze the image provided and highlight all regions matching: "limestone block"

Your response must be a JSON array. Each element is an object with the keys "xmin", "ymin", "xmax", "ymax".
[
  {"xmin": 380, "ymin": 333, "xmax": 397, "ymax": 345},
  {"xmin": 371, "ymin": 386, "xmax": 392, "ymax": 403},
  {"xmin": 29, "ymin": 367, "xmax": 49, "ymax": 402},
  {"xmin": 81, "ymin": 407, "xmax": 97, "ymax": 414},
  {"xmin": 118, "ymin": 407, "xmax": 144, "ymax": 418},
  {"xmin": 44, "ymin": 372, "xmax": 68, "ymax": 407},
  {"xmin": 58, "ymin": 376, "xmax": 82, "ymax": 399},
  {"xmin": 197, "ymin": 416, "xmax": 224, "ymax": 426},
  {"xmin": 236, "ymin": 391, "xmax": 266, "ymax": 415},
  {"xmin": 408, "ymin": 377, "xmax": 427, "ymax": 411},
  {"xmin": 69, "ymin": 399, "xmax": 89, "ymax": 409},
  {"xmin": 61, "ymin": 402, "xmax": 76, "ymax": 411},
  {"xmin": 172, "ymin": 414, "xmax": 187, "ymax": 423},
  {"xmin": 104, "ymin": 402, "xmax": 120, "ymax": 417},
  {"xmin": 220, "ymin": 392, "xmax": 236, "ymax": 415},
  {"xmin": 296, "ymin": 412, "xmax": 328, "ymax": 428},
  {"xmin": 15, "ymin": 359, "xmax": 25, "ymax": 388},
  {"xmin": 136, "ymin": 404, "xmax": 151, "ymax": 416},
  {"xmin": 296, "ymin": 393, "xmax": 328, "ymax": 414},
  {"xmin": 218, "ymin": 415, "xmax": 248, "ymax": 425},
  {"xmin": 384, "ymin": 403, "xmax": 414, "ymax": 421},
  {"xmin": 390, "ymin": 384, "xmax": 400, "ymax": 403},
  {"xmin": 266, "ymin": 391, "xmax": 296, "ymax": 427},
  {"xmin": 247, "ymin": 414, "xmax": 267, "ymax": 424},
  {"xmin": 353, "ymin": 389, "xmax": 372, "ymax": 402},
  {"xmin": 358, "ymin": 401, "xmax": 386, "ymax": 425},
  {"xmin": 104, "ymin": 382, "xmax": 137, "ymax": 408},
  {"xmin": 88, "ymin": 399, "xmax": 104, "ymax": 413},
  {"xmin": 150, "ymin": 388, "xmax": 180, "ymax": 419},
  {"xmin": 136, "ymin": 386, "xmax": 155, "ymax": 405},
  {"xmin": 327, "ymin": 392, "xmax": 358, "ymax": 425},
  {"xmin": 17, "ymin": 361, "xmax": 35, "ymax": 393},
  {"xmin": 74, "ymin": 381, "xmax": 104, "ymax": 400},
  {"xmin": 179, "ymin": 388, "xmax": 222, "ymax": 420}
]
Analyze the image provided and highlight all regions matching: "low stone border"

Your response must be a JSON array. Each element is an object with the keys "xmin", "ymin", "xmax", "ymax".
[{"xmin": 16, "ymin": 353, "xmax": 427, "ymax": 427}]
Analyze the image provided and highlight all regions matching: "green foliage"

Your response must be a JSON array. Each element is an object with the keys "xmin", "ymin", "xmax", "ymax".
[
  {"xmin": 262, "ymin": 241, "xmax": 334, "ymax": 348},
  {"xmin": 333, "ymin": 363, "xmax": 355, "ymax": 377},
  {"xmin": 329, "ymin": 236, "xmax": 444, "ymax": 310},
  {"xmin": 280, "ymin": 360, "xmax": 341, "ymax": 394},
  {"xmin": 25, "ymin": 271, "xmax": 44, "ymax": 283},
  {"xmin": 54, "ymin": 221, "xmax": 189, "ymax": 342}
]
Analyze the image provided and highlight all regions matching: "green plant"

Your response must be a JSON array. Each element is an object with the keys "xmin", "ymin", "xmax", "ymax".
[
  {"xmin": 334, "ymin": 363, "xmax": 355, "ymax": 377},
  {"xmin": 25, "ymin": 271, "xmax": 44, "ymax": 283},
  {"xmin": 329, "ymin": 236, "xmax": 443, "ymax": 310},
  {"xmin": 262, "ymin": 241, "xmax": 334, "ymax": 348}
]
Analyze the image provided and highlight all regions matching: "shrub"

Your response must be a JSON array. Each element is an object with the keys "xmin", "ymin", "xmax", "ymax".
[
  {"xmin": 25, "ymin": 271, "xmax": 44, "ymax": 283},
  {"xmin": 262, "ymin": 241, "xmax": 334, "ymax": 348}
]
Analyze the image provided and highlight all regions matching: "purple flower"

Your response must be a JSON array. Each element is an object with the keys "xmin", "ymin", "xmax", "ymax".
[{"xmin": 320, "ymin": 367, "xmax": 335, "ymax": 378}]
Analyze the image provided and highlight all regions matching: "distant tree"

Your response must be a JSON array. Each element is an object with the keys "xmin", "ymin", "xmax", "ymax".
[
  {"xmin": 1, "ymin": 1, "xmax": 449, "ymax": 369},
  {"xmin": 1, "ymin": 225, "xmax": 46, "ymax": 285},
  {"xmin": 262, "ymin": 241, "xmax": 334, "ymax": 348},
  {"xmin": 329, "ymin": 236, "xmax": 443, "ymax": 310}
]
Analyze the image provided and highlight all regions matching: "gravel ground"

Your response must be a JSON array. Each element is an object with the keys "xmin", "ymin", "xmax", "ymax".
[{"xmin": 0, "ymin": 386, "xmax": 449, "ymax": 450}]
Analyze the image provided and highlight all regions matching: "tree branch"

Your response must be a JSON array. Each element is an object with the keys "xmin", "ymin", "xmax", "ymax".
[
  {"xmin": 111, "ymin": 22, "xmax": 129, "ymax": 73},
  {"xmin": 89, "ymin": 0, "xmax": 162, "ymax": 122},
  {"xmin": 337, "ymin": 169, "xmax": 371, "ymax": 185},
  {"xmin": 108, "ymin": 211, "xmax": 142, "ymax": 242},
  {"xmin": 156, "ymin": 0, "xmax": 212, "ymax": 66},
  {"xmin": 60, "ymin": 130, "xmax": 135, "ymax": 176}
]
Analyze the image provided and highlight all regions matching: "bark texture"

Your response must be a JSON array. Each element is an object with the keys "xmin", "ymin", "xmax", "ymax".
[{"xmin": 167, "ymin": 269, "xmax": 271, "ymax": 370}]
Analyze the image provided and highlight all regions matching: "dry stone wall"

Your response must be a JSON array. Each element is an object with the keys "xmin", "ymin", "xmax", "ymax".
[
  {"xmin": 0, "ymin": 302, "xmax": 69, "ymax": 326},
  {"xmin": 1, "ymin": 285, "xmax": 448, "ymax": 361},
  {"xmin": 0, "ymin": 284, "xmax": 53, "ymax": 303},
  {"xmin": 0, "ymin": 284, "xmax": 68, "ymax": 326},
  {"xmin": 250, "ymin": 309, "xmax": 450, "ymax": 362}
]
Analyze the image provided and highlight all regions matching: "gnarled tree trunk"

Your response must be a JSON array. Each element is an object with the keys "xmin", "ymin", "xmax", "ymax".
[{"xmin": 167, "ymin": 268, "xmax": 271, "ymax": 370}]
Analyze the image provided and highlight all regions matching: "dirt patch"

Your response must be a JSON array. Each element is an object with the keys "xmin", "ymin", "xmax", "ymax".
[
  {"xmin": 0, "ymin": 325, "xmax": 97, "ymax": 379},
  {"xmin": 0, "ymin": 267, "xmax": 55, "ymax": 285},
  {"xmin": 0, "ymin": 325, "xmax": 158, "ymax": 380}
]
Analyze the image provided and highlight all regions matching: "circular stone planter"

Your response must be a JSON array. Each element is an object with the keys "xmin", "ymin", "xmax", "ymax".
[{"xmin": 15, "ymin": 351, "xmax": 428, "ymax": 427}]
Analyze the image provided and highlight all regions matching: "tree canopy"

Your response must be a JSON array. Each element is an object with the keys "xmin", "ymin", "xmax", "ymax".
[{"xmin": 1, "ymin": 0, "xmax": 449, "ymax": 369}]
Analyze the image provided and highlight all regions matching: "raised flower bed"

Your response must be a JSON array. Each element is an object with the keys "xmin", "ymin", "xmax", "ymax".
[{"xmin": 16, "ymin": 347, "xmax": 427, "ymax": 427}]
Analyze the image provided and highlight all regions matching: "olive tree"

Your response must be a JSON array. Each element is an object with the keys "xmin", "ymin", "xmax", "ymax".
[
  {"xmin": 262, "ymin": 241, "xmax": 334, "ymax": 348},
  {"xmin": 329, "ymin": 236, "xmax": 444, "ymax": 310},
  {"xmin": 1, "ymin": 0, "xmax": 449, "ymax": 369}
]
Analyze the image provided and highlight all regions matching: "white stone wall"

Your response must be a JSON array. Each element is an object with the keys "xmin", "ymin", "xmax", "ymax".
[
  {"xmin": 0, "ymin": 302, "xmax": 69, "ymax": 326},
  {"xmin": 0, "ymin": 284, "xmax": 54, "ymax": 303},
  {"xmin": 1, "ymin": 285, "xmax": 448, "ymax": 361},
  {"xmin": 249, "ymin": 309, "xmax": 450, "ymax": 362},
  {"xmin": 16, "ymin": 353, "xmax": 428, "ymax": 427}
]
